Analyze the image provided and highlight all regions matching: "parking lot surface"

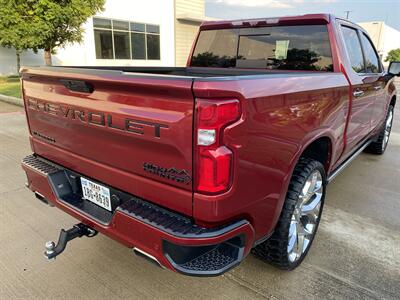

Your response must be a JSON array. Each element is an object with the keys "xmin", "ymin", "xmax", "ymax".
[{"xmin": 0, "ymin": 98, "xmax": 399, "ymax": 299}]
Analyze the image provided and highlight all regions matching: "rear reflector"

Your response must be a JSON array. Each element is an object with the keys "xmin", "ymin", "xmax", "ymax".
[
  {"xmin": 198, "ymin": 129, "xmax": 216, "ymax": 146},
  {"xmin": 195, "ymin": 99, "xmax": 241, "ymax": 194}
]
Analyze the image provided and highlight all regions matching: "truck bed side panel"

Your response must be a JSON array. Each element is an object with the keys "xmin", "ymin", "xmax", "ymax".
[{"xmin": 192, "ymin": 73, "xmax": 349, "ymax": 239}]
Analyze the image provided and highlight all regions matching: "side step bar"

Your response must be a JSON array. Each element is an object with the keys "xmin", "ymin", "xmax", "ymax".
[
  {"xmin": 327, "ymin": 140, "xmax": 371, "ymax": 183},
  {"xmin": 44, "ymin": 223, "xmax": 97, "ymax": 260}
]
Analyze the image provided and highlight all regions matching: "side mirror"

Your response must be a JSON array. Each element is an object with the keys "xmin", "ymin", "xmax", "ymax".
[{"xmin": 388, "ymin": 61, "xmax": 400, "ymax": 76}]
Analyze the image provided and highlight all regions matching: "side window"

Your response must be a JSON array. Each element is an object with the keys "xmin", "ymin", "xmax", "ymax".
[
  {"xmin": 360, "ymin": 33, "xmax": 380, "ymax": 73},
  {"xmin": 341, "ymin": 26, "xmax": 364, "ymax": 73}
]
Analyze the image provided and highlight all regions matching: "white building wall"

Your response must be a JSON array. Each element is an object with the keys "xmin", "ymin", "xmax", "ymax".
[
  {"xmin": 0, "ymin": 0, "xmax": 175, "ymax": 75},
  {"xmin": 55, "ymin": 0, "xmax": 175, "ymax": 67},
  {"xmin": 381, "ymin": 24, "xmax": 400, "ymax": 65},
  {"xmin": 358, "ymin": 22, "xmax": 384, "ymax": 51},
  {"xmin": 175, "ymin": 0, "xmax": 205, "ymax": 66}
]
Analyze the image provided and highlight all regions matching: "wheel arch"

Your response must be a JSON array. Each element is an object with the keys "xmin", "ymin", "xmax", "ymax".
[
  {"xmin": 268, "ymin": 135, "xmax": 333, "ymax": 236},
  {"xmin": 298, "ymin": 136, "xmax": 333, "ymax": 174}
]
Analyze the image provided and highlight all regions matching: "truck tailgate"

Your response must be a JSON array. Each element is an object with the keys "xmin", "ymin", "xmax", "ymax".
[{"xmin": 21, "ymin": 67, "xmax": 194, "ymax": 216}]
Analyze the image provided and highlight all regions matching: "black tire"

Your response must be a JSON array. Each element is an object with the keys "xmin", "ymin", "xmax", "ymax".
[
  {"xmin": 365, "ymin": 105, "xmax": 394, "ymax": 155},
  {"xmin": 252, "ymin": 158, "xmax": 326, "ymax": 270}
]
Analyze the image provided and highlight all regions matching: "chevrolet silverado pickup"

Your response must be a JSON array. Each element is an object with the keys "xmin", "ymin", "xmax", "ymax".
[{"xmin": 21, "ymin": 14, "xmax": 399, "ymax": 276}]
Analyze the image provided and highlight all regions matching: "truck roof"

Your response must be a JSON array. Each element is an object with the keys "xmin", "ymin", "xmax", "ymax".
[{"xmin": 199, "ymin": 13, "xmax": 356, "ymax": 30}]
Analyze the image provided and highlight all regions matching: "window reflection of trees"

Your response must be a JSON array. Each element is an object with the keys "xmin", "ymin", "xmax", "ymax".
[
  {"xmin": 191, "ymin": 25, "xmax": 334, "ymax": 71},
  {"xmin": 191, "ymin": 49, "xmax": 333, "ymax": 71},
  {"xmin": 191, "ymin": 52, "xmax": 236, "ymax": 68}
]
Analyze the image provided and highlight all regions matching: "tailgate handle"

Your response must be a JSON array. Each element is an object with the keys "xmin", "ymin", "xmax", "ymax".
[{"xmin": 60, "ymin": 79, "xmax": 94, "ymax": 93}]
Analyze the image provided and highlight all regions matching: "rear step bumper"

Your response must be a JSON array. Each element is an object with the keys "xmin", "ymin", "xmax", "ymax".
[{"xmin": 22, "ymin": 154, "xmax": 255, "ymax": 276}]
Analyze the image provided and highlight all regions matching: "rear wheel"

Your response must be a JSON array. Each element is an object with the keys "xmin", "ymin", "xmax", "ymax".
[
  {"xmin": 365, "ymin": 105, "xmax": 394, "ymax": 155},
  {"xmin": 252, "ymin": 158, "xmax": 326, "ymax": 270}
]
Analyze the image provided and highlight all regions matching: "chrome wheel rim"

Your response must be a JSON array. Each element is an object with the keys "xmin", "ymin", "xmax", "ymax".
[
  {"xmin": 383, "ymin": 108, "xmax": 393, "ymax": 150},
  {"xmin": 288, "ymin": 170, "xmax": 323, "ymax": 263}
]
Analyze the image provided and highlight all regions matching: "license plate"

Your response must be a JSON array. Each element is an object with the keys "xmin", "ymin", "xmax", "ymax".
[{"xmin": 81, "ymin": 177, "xmax": 112, "ymax": 211}]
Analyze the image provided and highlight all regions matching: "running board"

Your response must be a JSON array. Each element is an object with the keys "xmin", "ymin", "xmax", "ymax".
[{"xmin": 327, "ymin": 140, "xmax": 371, "ymax": 183}]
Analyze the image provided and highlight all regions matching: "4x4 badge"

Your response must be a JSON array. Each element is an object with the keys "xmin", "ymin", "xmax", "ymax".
[{"xmin": 143, "ymin": 163, "xmax": 192, "ymax": 184}]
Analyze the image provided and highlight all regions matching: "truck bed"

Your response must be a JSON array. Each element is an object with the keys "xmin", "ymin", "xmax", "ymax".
[{"xmin": 28, "ymin": 65, "xmax": 330, "ymax": 79}]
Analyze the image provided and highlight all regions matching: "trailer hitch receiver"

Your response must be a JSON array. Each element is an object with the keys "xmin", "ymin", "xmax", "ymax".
[{"xmin": 44, "ymin": 223, "xmax": 97, "ymax": 260}]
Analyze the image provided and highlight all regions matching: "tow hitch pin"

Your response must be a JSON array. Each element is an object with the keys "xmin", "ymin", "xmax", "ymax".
[
  {"xmin": 44, "ymin": 223, "xmax": 97, "ymax": 261},
  {"xmin": 45, "ymin": 241, "xmax": 56, "ymax": 261}
]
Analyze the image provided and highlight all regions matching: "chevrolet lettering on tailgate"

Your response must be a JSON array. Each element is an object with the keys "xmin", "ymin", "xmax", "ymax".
[{"xmin": 27, "ymin": 97, "xmax": 169, "ymax": 138}]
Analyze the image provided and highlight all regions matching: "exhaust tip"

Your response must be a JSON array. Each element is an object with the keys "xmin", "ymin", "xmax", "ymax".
[
  {"xmin": 35, "ymin": 192, "xmax": 48, "ymax": 204},
  {"xmin": 133, "ymin": 247, "xmax": 164, "ymax": 269},
  {"xmin": 34, "ymin": 192, "xmax": 55, "ymax": 207}
]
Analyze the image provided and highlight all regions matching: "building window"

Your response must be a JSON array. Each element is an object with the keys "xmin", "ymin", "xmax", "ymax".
[
  {"xmin": 146, "ymin": 34, "xmax": 160, "ymax": 60},
  {"xmin": 93, "ymin": 17, "xmax": 160, "ymax": 60}
]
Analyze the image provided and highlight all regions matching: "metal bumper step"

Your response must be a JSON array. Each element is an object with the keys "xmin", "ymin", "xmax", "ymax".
[{"xmin": 22, "ymin": 155, "xmax": 61, "ymax": 176}]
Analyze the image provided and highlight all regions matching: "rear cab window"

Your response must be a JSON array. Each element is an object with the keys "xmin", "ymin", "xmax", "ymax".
[{"xmin": 191, "ymin": 25, "xmax": 333, "ymax": 71}]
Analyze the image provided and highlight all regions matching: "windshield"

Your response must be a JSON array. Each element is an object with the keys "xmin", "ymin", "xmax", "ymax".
[{"xmin": 190, "ymin": 25, "xmax": 333, "ymax": 71}]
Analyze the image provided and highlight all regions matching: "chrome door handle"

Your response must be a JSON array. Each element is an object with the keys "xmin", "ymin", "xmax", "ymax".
[
  {"xmin": 353, "ymin": 90, "xmax": 364, "ymax": 97},
  {"xmin": 373, "ymin": 85, "xmax": 382, "ymax": 91}
]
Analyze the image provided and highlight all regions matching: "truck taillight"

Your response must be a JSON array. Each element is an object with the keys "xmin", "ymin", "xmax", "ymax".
[{"xmin": 195, "ymin": 99, "xmax": 241, "ymax": 194}]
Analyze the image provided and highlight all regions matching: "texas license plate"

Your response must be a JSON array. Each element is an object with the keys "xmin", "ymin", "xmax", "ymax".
[{"xmin": 81, "ymin": 177, "xmax": 112, "ymax": 211}]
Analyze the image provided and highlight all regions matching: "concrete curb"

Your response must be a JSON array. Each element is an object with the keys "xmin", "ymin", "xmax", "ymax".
[{"xmin": 0, "ymin": 94, "xmax": 23, "ymax": 107}]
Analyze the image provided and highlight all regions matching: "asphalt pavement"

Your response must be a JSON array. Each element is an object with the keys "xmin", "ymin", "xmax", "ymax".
[{"xmin": 0, "ymin": 98, "xmax": 399, "ymax": 299}]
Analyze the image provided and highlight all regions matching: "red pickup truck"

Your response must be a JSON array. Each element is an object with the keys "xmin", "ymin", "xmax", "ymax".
[{"xmin": 21, "ymin": 14, "xmax": 399, "ymax": 276}]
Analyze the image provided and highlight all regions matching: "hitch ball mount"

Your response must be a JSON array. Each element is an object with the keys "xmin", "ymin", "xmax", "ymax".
[{"xmin": 44, "ymin": 223, "xmax": 98, "ymax": 260}]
